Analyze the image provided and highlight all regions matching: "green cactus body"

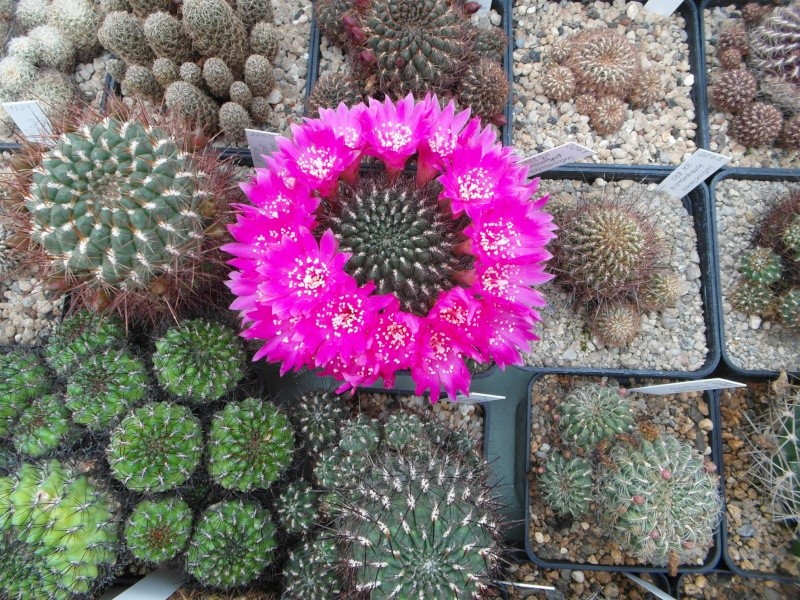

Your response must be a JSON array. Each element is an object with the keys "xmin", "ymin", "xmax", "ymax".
[
  {"xmin": 782, "ymin": 214, "xmax": 800, "ymax": 261},
  {"xmin": 0, "ymin": 351, "xmax": 49, "ymax": 436},
  {"xmin": 315, "ymin": 446, "xmax": 363, "ymax": 489},
  {"xmin": 208, "ymin": 398, "xmax": 295, "ymax": 491},
  {"xmin": 740, "ymin": 246, "xmax": 783, "ymax": 285},
  {"xmin": 25, "ymin": 118, "xmax": 209, "ymax": 294},
  {"xmin": 186, "ymin": 500, "xmax": 276, "ymax": 589},
  {"xmin": 596, "ymin": 435, "xmax": 722, "ymax": 568},
  {"xmin": 0, "ymin": 460, "xmax": 119, "ymax": 599},
  {"xmin": 732, "ymin": 279, "xmax": 776, "ymax": 316},
  {"xmin": 45, "ymin": 311, "xmax": 125, "ymax": 374},
  {"xmin": 384, "ymin": 412, "xmax": 427, "ymax": 451},
  {"xmin": 338, "ymin": 414, "xmax": 381, "ymax": 454},
  {"xmin": 474, "ymin": 27, "xmax": 507, "ymax": 63},
  {"xmin": 540, "ymin": 454, "xmax": 594, "ymax": 518},
  {"xmin": 182, "ymin": 0, "xmax": 249, "ymax": 73},
  {"xmin": 282, "ymin": 536, "xmax": 342, "ymax": 599},
  {"xmin": 124, "ymin": 497, "xmax": 192, "ymax": 563},
  {"xmin": 559, "ymin": 383, "xmax": 635, "ymax": 449},
  {"xmin": 153, "ymin": 320, "xmax": 246, "ymax": 402},
  {"xmin": 779, "ymin": 288, "xmax": 800, "ymax": 330},
  {"xmin": 12, "ymin": 394, "xmax": 74, "ymax": 457},
  {"xmin": 292, "ymin": 391, "xmax": 347, "ymax": 454},
  {"xmin": 107, "ymin": 402, "xmax": 202, "ymax": 492},
  {"xmin": 276, "ymin": 481, "xmax": 317, "ymax": 535},
  {"xmin": 65, "ymin": 348, "xmax": 149, "ymax": 431}
]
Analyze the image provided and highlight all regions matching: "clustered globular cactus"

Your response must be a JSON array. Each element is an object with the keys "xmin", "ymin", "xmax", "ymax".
[
  {"xmin": 124, "ymin": 497, "xmax": 193, "ymax": 564},
  {"xmin": 0, "ymin": 350, "xmax": 50, "ymax": 436},
  {"xmin": 12, "ymin": 394, "xmax": 74, "ymax": 457},
  {"xmin": 540, "ymin": 453, "xmax": 594, "ymax": 518},
  {"xmin": 0, "ymin": 460, "xmax": 120, "ymax": 599},
  {"xmin": 152, "ymin": 320, "xmax": 246, "ymax": 402},
  {"xmin": 312, "ymin": 0, "xmax": 509, "ymax": 124},
  {"xmin": 323, "ymin": 173, "xmax": 473, "ymax": 316},
  {"xmin": 97, "ymin": 0, "xmax": 279, "ymax": 136},
  {"xmin": 276, "ymin": 481, "xmax": 317, "ymax": 535},
  {"xmin": 107, "ymin": 402, "xmax": 203, "ymax": 493},
  {"xmin": 558, "ymin": 383, "xmax": 635, "ymax": 448},
  {"xmin": 208, "ymin": 398, "xmax": 295, "ymax": 491},
  {"xmin": 186, "ymin": 500, "xmax": 277, "ymax": 589},
  {"xmin": 542, "ymin": 28, "xmax": 663, "ymax": 135},
  {"xmin": 44, "ymin": 311, "xmax": 125, "ymax": 374},
  {"xmin": 596, "ymin": 435, "xmax": 722, "ymax": 575}
]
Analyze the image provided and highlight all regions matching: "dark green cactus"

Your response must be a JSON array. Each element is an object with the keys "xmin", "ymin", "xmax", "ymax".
[
  {"xmin": 540, "ymin": 453, "xmax": 594, "ymax": 518},
  {"xmin": 338, "ymin": 414, "xmax": 381, "ymax": 454},
  {"xmin": 558, "ymin": 383, "xmax": 635, "ymax": 449},
  {"xmin": 12, "ymin": 394, "xmax": 74, "ymax": 457},
  {"xmin": 740, "ymin": 246, "xmax": 783, "ymax": 285},
  {"xmin": 45, "ymin": 311, "xmax": 125, "ymax": 374},
  {"xmin": 276, "ymin": 481, "xmax": 317, "ymax": 535},
  {"xmin": 152, "ymin": 320, "xmax": 246, "ymax": 403},
  {"xmin": 291, "ymin": 390, "xmax": 348, "ymax": 455},
  {"xmin": 282, "ymin": 535, "xmax": 342, "ymax": 600},
  {"xmin": 0, "ymin": 350, "xmax": 49, "ymax": 436},
  {"xmin": 732, "ymin": 279, "xmax": 776, "ymax": 315},
  {"xmin": 124, "ymin": 497, "xmax": 192, "ymax": 564},
  {"xmin": 778, "ymin": 287, "xmax": 800, "ymax": 329},
  {"xmin": 384, "ymin": 411, "xmax": 427, "ymax": 451}
]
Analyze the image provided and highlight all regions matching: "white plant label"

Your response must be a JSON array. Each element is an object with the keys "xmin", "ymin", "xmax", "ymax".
[
  {"xmin": 628, "ymin": 378, "xmax": 746, "ymax": 395},
  {"xmin": 454, "ymin": 392, "xmax": 506, "ymax": 404},
  {"xmin": 104, "ymin": 568, "xmax": 183, "ymax": 600},
  {"xmin": 519, "ymin": 142, "xmax": 594, "ymax": 175},
  {"xmin": 245, "ymin": 128, "xmax": 280, "ymax": 169},
  {"xmin": 624, "ymin": 574, "xmax": 678, "ymax": 600},
  {"xmin": 655, "ymin": 149, "xmax": 730, "ymax": 198},
  {"xmin": 1, "ymin": 101, "xmax": 54, "ymax": 144},
  {"xmin": 643, "ymin": 0, "xmax": 684, "ymax": 17}
]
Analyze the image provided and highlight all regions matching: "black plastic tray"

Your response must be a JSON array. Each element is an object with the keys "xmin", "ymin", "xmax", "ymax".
[
  {"xmin": 708, "ymin": 167, "xmax": 800, "ymax": 379},
  {"xmin": 523, "ymin": 373, "xmax": 724, "ymax": 575},
  {"xmin": 521, "ymin": 164, "xmax": 721, "ymax": 379},
  {"xmin": 306, "ymin": 0, "xmax": 514, "ymax": 146},
  {"xmin": 677, "ymin": 569, "xmax": 800, "ymax": 598}
]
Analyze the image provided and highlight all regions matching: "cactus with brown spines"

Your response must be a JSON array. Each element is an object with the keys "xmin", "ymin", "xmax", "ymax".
[
  {"xmin": 143, "ymin": 11, "xmax": 195, "ymax": 64},
  {"xmin": 590, "ymin": 301, "xmax": 642, "ymax": 348},
  {"xmin": 783, "ymin": 115, "xmax": 800, "ymax": 149},
  {"xmin": 307, "ymin": 73, "xmax": 365, "ymax": 117},
  {"xmin": 121, "ymin": 64, "xmax": 161, "ymax": 100},
  {"xmin": 457, "ymin": 58, "xmax": 509, "ymax": 123},
  {"xmin": 749, "ymin": 2, "xmax": 800, "ymax": 85},
  {"xmin": 640, "ymin": 269, "xmax": 685, "ymax": 312},
  {"xmin": 719, "ymin": 47, "xmax": 744, "ymax": 70},
  {"xmin": 629, "ymin": 68, "xmax": 662, "ymax": 109},
  {"xmin": 732, "ymin": 279, "xmax": 776, "ymax": 315},
  {"xmin": 542, "ymin": 65, "xmax": 576, "ymax": 103},
  {"xmin": 566, "ymin": 28, "xmax": 641, "ymax": 99},
  {"xmin": 474, "ymin": 26, "xmax": 508, "ymax": 63},
  {"xmin": 315, "ymin": 0, "xmax": 352, "ymax": 48},
  {"xmin": 590, "ymin": 95, "xmax": 628, "ymax": 135},
  {"xmin": 237, "ymin": 0, "xmax": 274, "ymax": 29},
  {"xmin": 98, "ymin": 11, "xmax": 155, "ymax": 66},
  {"xmin": 718, "ymin": 22, "xmax": 749, "ymax": 58},
  {"xmin": 250, "ymin": 96, "xmax": 271, "ymax": 123},
  {"xmin": 218, "ymin": 102, "xmax": 251, "ymax": 141},
  {"xmin": 712, "ymin": 69, "xmax": 758, "ymax": 114},
  {"xmin": 742, "ymin": 2, "xmax": 772, "ymax": 24},
  {"xmin": 732, "ymin": 101, "xmax": 784, "ymax": 147}
]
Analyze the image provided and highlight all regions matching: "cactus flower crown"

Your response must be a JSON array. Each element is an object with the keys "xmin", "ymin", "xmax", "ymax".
[{"xmin": 224, "ymin": 95, "xmax": 555, "ymax": 399}]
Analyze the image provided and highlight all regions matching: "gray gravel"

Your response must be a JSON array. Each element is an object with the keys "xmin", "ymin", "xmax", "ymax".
[
  {"xmin": 524, "ymin": 178, "xmax": 708, "ymax": 371},
  {"xmin": 714, "ymin": 178, "xmax": 800, "ymax": 372}
]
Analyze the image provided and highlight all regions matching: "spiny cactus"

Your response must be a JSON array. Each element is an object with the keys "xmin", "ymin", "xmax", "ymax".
[
  {"xmin": 164, "ymin": 81, "xmax": 221, "ymax": 132},
  {"xmin": 781, "ymin": 214, "xmax": 800, "ymax": 261},
  {"xmin": 629, "ymin": 68, "xmax": 662, "ymax": 109},
  {"xmin": 458, "ymin": 58, "xmax": 509, "ymax": 122},
  {"xmin": 186, "ymin": 500, "xmax": 277, "ymax": 590},
  {"xmin": 152, "ymin": 320, "xmax": 246, "ymax": 403},
  {"xmin": 45, "ymin": 311, "xmax": 125, "ymax": 374},
  {"xmin": 122, "ymin": 64, "xmax": 161, "ymax": 100},
  {"xmin": 749, "ymin": 3, "xmax": 800, "ymax": 85},
  {"xmin": 756, "ymin": 190, "xmax": 800, "ymax": 263},
  {"xmin": 180, "ymin": 61, "xmax": 203, "ymax": 85},
  {"xmin": 543, "ymin": 65, "xmax": 576, "ymax": 103},
  {"xmin": 202, "ymin": 57, "xmax": 235, "ymax": 98},
  {"xmin": 208, "ymin": 398, "xmax": 295, "ymax": 492},
  {"xmin": 182, "ymin": 0, "xmax": 249, "ymax": 73},
  {"xmin": 732, "ymin": 279, "xmax": 776, "ymax": 315},
  {"xmin": 291, "ymin": 391, "xmax": 348, "ymax": 454},
  {"xmin": 759, "ymin": 75, "xmax": 800, "ymax": 115},
  {"xmin": 338, "ymin": 414, "xmax": 381, "ymax": 454},
  {"xmin": 26, "ymin": 25, "xmax": 76, "ymax": 72},
  {"xmin": 218, "ymin": 101, "xmax": 252, "ymax": 141},
  {"xmin": 0, "ymin": 460, "xmax": 119, "ymax": 599},
  {"xmin": 742, "ymin": 2, "xmax": 772, "ymax": 24},
  {"xmin": 151, "ymin": 57, "xmax": 179, "ymax": 86},
  {"xmin": 778, "ymin": 287, "xmax": 800, "ymax": 329},
  {"xmin": 315, "ymin": 0, "xmax": 352, "ymax": 48},
  {"xmin": 229, "ymin": 82, "xmax": 252, "ymax": 108},
  {"xmin": 250, "ymin": 21, "xmax": 279, "ymax": 61},
  {"xmin": 540, "ymin": 453, "xmax": 594, "ymax": 518},
  {"xmin": 596, "ymin": 435, "xmax": 722, "ymax": 574},
  {"xmin": 307, "ymin": 73, "xmax": 365, "ymax": 117},
  {"xmin": 143, "ymin": 12, "xmax": 195, "ymax": 64},
  {"xmin": 237, "ymin": 0, "xmax": 274, "ymax": 29},
  {"xmin": 98, "ymin": 11, "xmax": 155, "ymax": 66},
  {"xmin": 14, "ymin": 0, "xmax": 48, "ymax": 32},
  {"xmin": 640, "ymin": 269, "xmax": 684, "ymax": 312},
  {"xmin": 590, "ymin": 95, "xmax": 628, "ymax": 135},
  {"xmin": 590, "ymin": 300, "xmax": 642, "ymax": 347},
  {"xmin": 276, "ymin": 481, "xmax": 317, "ymax": 535},
  {"xmin": 711, "ymin": 69, "xmax": 757, "ymax": 114},
  {"xmin": 0, "ymin": 222, "xmax": 19, "ymax": 279},
  {"xmin": 474, "ymin": 26, "xmax": 508, "ymax": 63},
  {"xmin": 732, "ymin": 102, "xmax": 784, "ymax": 147},
  {"xmin": 250, "ymin": 96, "xmax": 272, "ymax": 124},
  {"xmin": 23, "ymin": 69, "xmax": 76, "ymax": 120},
  {"xmin": 325, "ymin": 172, "xmax": 473, "ymax": 315},
  {"xmin": 282, "ymin": 536, "xmax": 342, "ymax": 599},
  {"xmin": 107, "ymin": 402, "xmax": 203, "ymax": 492},
  {"xmin": 315, "ymin": 446, "xmax": 363, "ymax": 490},
  {"xmin": 124, "ymin": 497, "xmax": 192, "ymax": 564},
  {"xmin": 740, "ymin": 246, "xmax": 783, "ymax": 284},
  {"xmin": 12, "ymin": 393, "xmax": 74, "ymax": 457},
  {"xmin": 47, "ymin": 0, "xmax": 100, "ymax": 56},
  {"xmin": 384, "ymin": 411, "xmax": 427, "ymax": 451},
  {"xmin": 0, "ymin": 351, "xmax": 50, "ymax": 436},
  {"xmin": 566, "ymin": 29, "xmax": 641, "ymax": 99},
  {"xmin": 243, "ymin": 54, "xmax": 274, "ymax": 96},
  {"xmin": 559, "ymin": 382, "xmax": 635, "ymax": 449},
  {"xmin": 0, "ymin": 56, "xmax": 36, "ymax": 98},
  {"xmin": 65, "ymin": 348, "xmax": 149, "ymax": 432}
]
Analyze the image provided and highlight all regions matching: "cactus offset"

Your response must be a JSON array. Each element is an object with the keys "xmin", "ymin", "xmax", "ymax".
[
  {"xmin": 559, "ymin": 383, "xmax": 635, "ymax": 449},
  {"xmin": 458, "ymin": 58, "xmax": 509, "ymax": 123},
  {"xmin": 276, "ymin": 481, "xmax": 317, "ymax": 535},
  {"xmin": 640, "ymin": 269, "xmax": 684, "ymax": 312},
  {"xmin": 250, "ymin": 21, "xmax": 279, "ymax": 60},
  {"xmin": 307, "ymin": 73, "xmax": 365, "ymax": 117},
  {"xmin": 590, "ymin": 300, "xmax": 642, "ymax": 347},
  {"xmin": 12, "ymin": 394, "xmax": 74, "ymax": 457},
  {"xmin": 540, "ymin": 453, "xmax": 594, "ymax": 518},
  {"xmin": 143, "ymin": 12, "xmax": 195, "ymax": 64},
  {"xmin": 291, "ymin": 390, "xmax": 348, "ymax": 454},
  {"xmin": 45, "ymin": 311, "xmax": 125, "ymax": 374},
  {"xmin": 543, "ymin": 65, "xmax": 576, "ymax": 103},
  {"xmin": 0, "ymin": 351, "xmax": 50, "ymax": 436},
  {"xmin": 740, "ymin": 246, "xmax": 783, "ymax": 284},
  {"xmin": 712, "ymin": 69, "xmax": 757, "ymax": 114},
  {"xmin": 565, "ymin": 29, "xmax": 641, "ymax": 99},
  {"xmin": 98, "ymin": 11, "xmax": 155, "ymax": 66},
  {"xmin": 732, "ymin": 102, "xmax": 784, "ymax": 147},
  {"xmin": 590, "ymin": 95, "xmax": 628, "ymax": 135},
  {"xmin": 182, "ymin": 0, "xmax": 249, "ymax": 74},
  {"xmin": 778, "ymin": 287, "xmax": 800, "ymax": 329},
  {"xmin": 124, "ymin": 497, "xmax": 192, "ymax": 564},
  {"xmin": 282, "ymin": 536, "xmax": 342, "ymax": 599},
  {"xmin": 732, "ymin": 279, "xmax": 776, "ymax": 315}
]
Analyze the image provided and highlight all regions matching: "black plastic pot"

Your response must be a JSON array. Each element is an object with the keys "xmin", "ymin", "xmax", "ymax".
[
  {"xmin": 306, "ymin": 0, "xmax": 514, "ymax": 145},
  {"xmin": 523, "ymin": 373, "xmax": 723, "ymax": 575},
  {"xmin": 522, "ymin": 164, "xmax": 721, "ymax": 379},
  {"xmin": 708, "ymin": 167, "xmax": 800, "ymax": 379}
]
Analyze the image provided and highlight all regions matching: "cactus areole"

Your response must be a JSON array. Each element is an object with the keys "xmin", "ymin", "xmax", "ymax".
[{"xmin": 224, "ymin": 95, "xmax": 556, "ymax": 399}]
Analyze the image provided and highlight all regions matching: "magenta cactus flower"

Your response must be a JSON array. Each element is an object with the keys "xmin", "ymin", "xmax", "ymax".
[{"xmin": 225, "ymin": 94, "xmax": 556, "ymax": 400}]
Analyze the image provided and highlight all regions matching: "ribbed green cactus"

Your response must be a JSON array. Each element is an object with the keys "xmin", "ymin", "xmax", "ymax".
[
  {"xmin": 596, "ymin": 435, "xmax": 722, "ymax": 572},
  {"xmin": 182, "ymin": 0, "xmax": 249, "ymax": 73},
  {"xmin": 124, "ymin": 497, "xmax": 192, "ymax": 564},
  {"xmin": 292, "ymin": 391, "xmax": 348, "ymax": 454},
  {"xmin": 12, "ymin": 394, "xmax": 74, "ymax": 457},
  {"xmin": 282, "ymin": 536, "xmax": 342, "ymax": 600},
  {"xmin": 384, "ymin": 412, "xmax": 427, "ymax": 451},
  {"xmin": 338, "ymin": 414, "xmax": 381, "ymax": 454},
  {"xmin": 740, "ymin": 246, "xmax": 783, "ymax": 285},
  {"xmin": 276, "ymin": 481, "xmax": 317, "ymax": 535},
  {"xmin": 540, "ymin": 453, "xmax": 594, "ymax": 518},
  {"xmin": 0, "ymin": 351, "xmax": 49, "ymax": 436},
  {"xmin": 208, "ymin": 398, "xmax": 295, "ymax": 491},
  {"xmin": 558, "ymin": 383, "xmax": 635, "ymax": 449},
  {"xmin": 732, "ymin": 279, "xmax": 776, "ymax": 315},
  {"xmin": 0, "ymin": 460, "xmax": 119, "ymax": 599},
  {"xmin": 315, "ymin": 446, "xmax": 362, "ymax": 490},
  {"xmin": 186, "ymin": 500, "xmax": 276, "ymax": 589},
  {"xmin": 45, "ymin": 311, "xmax": 125, "ymax": 374},
  {"xmin": 474, "ymin": 27, "xmax": 508, "ymax": 63},
  {"xmin": 327, "ymin": 173, "xmax": 473, "ymax": 316},
  {"xmin": 315, "ymin": 0, "xmax": 351, "ymax": 47},
  {"xmin": 778, "ymin": 287, "xmax": 800, "ymax": 329},
  {"xmin": 107, "ymin": 402, "xmax": 203, "ymax": 492},
  {"xmin": 65, "ymin": 348, "xmax": 149, "ymax": 432},
  {"xmin": 153, "ymin": 320, "xmax": 246, "ymax": 402}
]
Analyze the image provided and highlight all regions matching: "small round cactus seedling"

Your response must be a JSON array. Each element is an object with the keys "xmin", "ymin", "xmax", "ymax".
[
  {"xmin": 778, "ymin": 288, "xmax": 800, "ymax": 330},
  {"xmin": 338, "ymin": 414, "xmax": 381, "ymax": 454},
  {"xmin": 282, "ymin": 536, "xmax": 342, "ymax": 599},
  {"xmin": 292, "ymin": 391, "xmax": 348, "ymax": 454},
  {"xmin": 732, "ymin": 279, "xmax": 776, "ymax": 315},
  {"xmin": 559, "ymin": 383, "xmax": 635, "ymax": 449},
  {"xmin": 153, "ymin": 320, "xmax": 246, "ymax": 403},
  {"xmin": 640, "ymin": 269, "xmax": 684, "ymax": 312},
  {"xmin": 590, "ymin": 301, "xmax": 641, "ymax": 348},
  {"xmin": 12, "ymin": 394, "xmax": 73, "ymax": 458},
  {"xmin": 65, "ymin": 348, "xmax": 149, "ymax": 432},
  {"xmin": 384, "ymin": 412, "xmax": 427, "ymax": 451},
  {"xmin": 0, "ymin": 351, "xmax": 50, "ymax": 436},
  {"xmin": 540, "ymin": 453, "xmax": 594, "ymax": 518},
  {"xmin": 107, "ymin": 402, "xmax": 202, "ymax": 493},
  {"xmin": 45, "ymin": 311, "xmax": 125, "ymax": 374},
  {"xmin": 276, "ymin": 481, "xmax": 317, "ymax": 535},
  {"xmin": 186, "ymin": 500, "xmax": 276, "ymax": 589},
  {"xmin": 739, "ymin": 246, "xmax": 783, "ymax": 285},
  {"xmin": 314, "ymin": 446, "xmax": 363, "ymax": 490},
  {"xmin": 124, "ymin": 497, "xmax": 192, "ymax": 564},
  {"xmin": 208, "ymin": 398, "xmax": 295, "ymax": 492}
]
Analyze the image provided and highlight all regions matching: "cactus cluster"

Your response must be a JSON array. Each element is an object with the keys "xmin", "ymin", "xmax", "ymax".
[
  {"xmin": 551, "ymin": 195, "xmax": 680, "ymax": 347},
  {"xmin": 543, "ymin": 28, "xmax": 664, "ymax": 135},
  {"xmin": 733, "ymin": 190, "xmax": 800, "ymax": 331},
  {"xmin": 709, "ymin": 1, "xmax": 800, "ymax": 149},
  {"xmin": 97, "ymin": 0, "xmax": 280, "ymax": 138},
  {"xmin": 311, "ymin": 0, "xmax": 509, "ymax": 124},
  {"xmin": 12, "ymin": 393, "xmax": 74, "ymax": 457}
]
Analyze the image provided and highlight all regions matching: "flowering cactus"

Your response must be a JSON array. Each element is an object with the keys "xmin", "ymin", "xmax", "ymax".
[{"xmin": 224, "ymin": 94, "xmax": 555, "ymax": 399}]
